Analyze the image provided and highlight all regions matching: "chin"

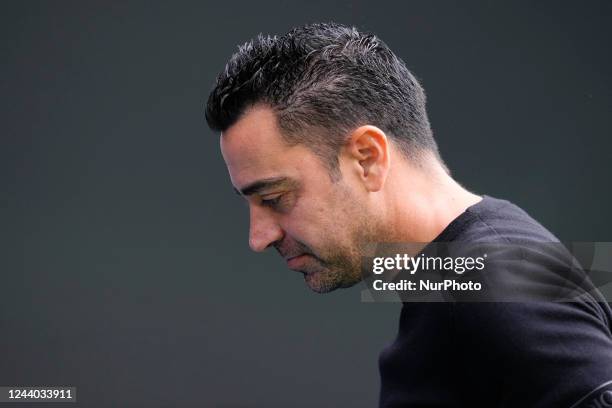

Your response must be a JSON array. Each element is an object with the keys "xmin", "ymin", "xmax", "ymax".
[
  {"xmin": 304, "ymin": 269, "xmax": 360, "ymax": 294},
  {"xmin": 304, "ymin": 271, "xmax": 341, "ymax": 294}
]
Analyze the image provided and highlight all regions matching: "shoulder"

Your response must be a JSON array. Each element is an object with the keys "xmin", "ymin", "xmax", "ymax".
[{"xmin": 457, "ymin": 195, "xmax": 559, "ymax": 244}]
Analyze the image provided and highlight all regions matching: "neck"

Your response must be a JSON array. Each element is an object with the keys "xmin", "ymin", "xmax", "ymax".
[{"xmin": 385, "ymin": 155, "xmax": 482, "ymax": 244}]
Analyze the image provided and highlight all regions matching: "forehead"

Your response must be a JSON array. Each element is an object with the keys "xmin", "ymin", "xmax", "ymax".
[{"xmin": 220, "ymin": 106, "xmax": 320, "ymax": 189}]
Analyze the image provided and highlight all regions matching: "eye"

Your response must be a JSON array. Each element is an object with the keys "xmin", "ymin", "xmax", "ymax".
[{"xmin": 260, "ymin": 194, "xmax": 283, "ymax": 208}]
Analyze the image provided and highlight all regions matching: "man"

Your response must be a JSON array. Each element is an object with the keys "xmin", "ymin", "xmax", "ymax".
[{"xmin": 205, "ymin": 23, "xmax": 612, "ymax": 407}]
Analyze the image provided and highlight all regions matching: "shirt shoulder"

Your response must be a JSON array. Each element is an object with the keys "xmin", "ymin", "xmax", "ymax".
[{"xmin": 436, "ymin": 195, "xmax": 560, "ymax": 244}]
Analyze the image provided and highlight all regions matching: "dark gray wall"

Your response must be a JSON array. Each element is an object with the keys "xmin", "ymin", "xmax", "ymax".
[{"xmin": 1, "ymin": 1, "xmax": 611, "ymax": 407}]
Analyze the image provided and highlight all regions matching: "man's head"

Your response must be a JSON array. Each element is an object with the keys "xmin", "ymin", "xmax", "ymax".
[{"xmin": 206, "ymin": 22, "xmax": 448, "ymax": 293}]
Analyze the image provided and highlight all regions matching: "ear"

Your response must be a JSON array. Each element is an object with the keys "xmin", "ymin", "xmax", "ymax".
[{"xmin": 344, "ymin": 125, "xmax": 390, "ymax": 192}]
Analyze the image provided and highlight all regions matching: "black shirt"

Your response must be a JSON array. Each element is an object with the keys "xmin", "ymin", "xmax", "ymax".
[{"xmin": 378, "ymin": 195, "xmax": 612, "ymax": 408}]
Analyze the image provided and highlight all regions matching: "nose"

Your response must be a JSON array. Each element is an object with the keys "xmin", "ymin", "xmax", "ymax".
[{"xmin": 248, "ymin": 204, "xmax": 284, "ymax": 252}]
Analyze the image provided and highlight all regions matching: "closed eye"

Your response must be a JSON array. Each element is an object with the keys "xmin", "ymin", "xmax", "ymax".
[{"xmin": 260, "ymin": 194, "xmax": 283, "ymax": 208}]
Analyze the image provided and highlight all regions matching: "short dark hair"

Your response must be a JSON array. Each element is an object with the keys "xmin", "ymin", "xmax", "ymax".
[{"xmin": 205, "ymin": 22, "xmax": 447, "ymax": 177}]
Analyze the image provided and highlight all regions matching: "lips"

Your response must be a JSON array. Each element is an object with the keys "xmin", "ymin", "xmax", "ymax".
[{"xmin": 286, "ymin": 254, "xmax": 309, "ymax": 270}]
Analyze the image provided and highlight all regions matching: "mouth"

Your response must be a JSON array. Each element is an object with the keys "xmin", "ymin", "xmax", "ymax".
[{"xmin": 286, "ymin": 254, "xmax": 310, "ymax": 270}]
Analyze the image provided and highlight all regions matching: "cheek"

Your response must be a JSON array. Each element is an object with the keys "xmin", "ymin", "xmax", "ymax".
[
  {"xmin": 300, "ymin": 193, "xmax": 339, "ymax": 223},
  {"xmin": 283, "ymin": 200, "xmax": 336, "ymax": 242}
]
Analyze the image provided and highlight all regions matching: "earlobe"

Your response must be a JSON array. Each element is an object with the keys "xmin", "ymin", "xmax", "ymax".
[{"xmin": 346, "ymin": 126, "xmax": 390, "ymax": 192}]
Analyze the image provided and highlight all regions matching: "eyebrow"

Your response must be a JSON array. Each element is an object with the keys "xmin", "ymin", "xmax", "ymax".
[{"xmin": 234, "ymin": 177, "xmax": 295, "ymax": 197}]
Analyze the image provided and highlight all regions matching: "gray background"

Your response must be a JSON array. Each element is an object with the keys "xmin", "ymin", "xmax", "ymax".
[{"xmin": 1, "ymin": 1, "xmax": 611, "ymax": 407}]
